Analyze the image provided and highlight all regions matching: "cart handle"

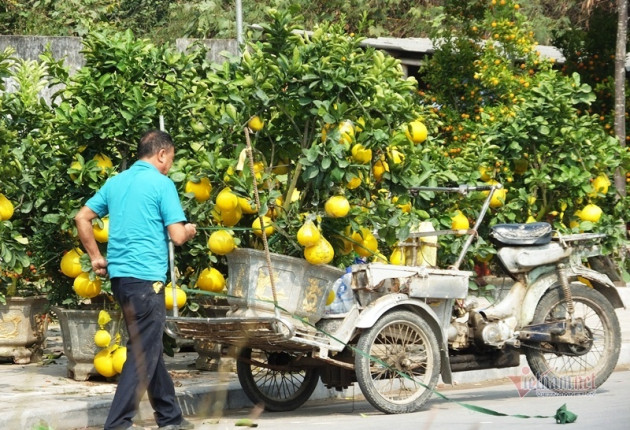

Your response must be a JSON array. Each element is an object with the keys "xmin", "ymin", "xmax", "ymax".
[{"xmin": 409, "ymin": 184, "xmax": 501, "ymax": 196}]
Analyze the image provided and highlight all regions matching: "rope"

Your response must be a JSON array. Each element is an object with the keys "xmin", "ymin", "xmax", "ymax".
[{"xmin": 243, "ymin": 125, "xmax": 279, "ymax": 314}]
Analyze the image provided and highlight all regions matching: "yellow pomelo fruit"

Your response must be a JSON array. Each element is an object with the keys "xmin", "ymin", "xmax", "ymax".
[
  {"xmin": 338, "ymin": 120, "xmax": 355, "ymax": 145},
  {"xmin": 372, "ymin": 253, "xmax": 388, "ymax": 263},
  {"xmin": 112, "ymin": 346, "xmax": 127, "ymax": 374},
  {"xmin": 297, "ymin": 219, "xmax": 321, "ymax": 247},
  {"xmin": 94, "ymin": 348, "xmax": 117, "ymax": 378},
  {"xmin": 324, "ymin": 195, "xmax": 350, "ymax": 218},
  {"xmin": 347, "ymin": 176, "xmax": 362, "ymax": 190},
  {"xmin": 333, "ymin": 230, "xmax": 354, "ymax": 256},
  {"xmin": 93, "ymin": 217, "xmax": 109, "ymax": 243},
  {"xmin": 252, "ymin": 216, "xmax": 274, "ymax": 238},
  {"xmin": 0, "ymin": 193, "xmax": 15, "ymax": 221},
  {"xmin": 223, "ymin": 165, "xmax": 236, "ymax": 182},
  {"xmin": 93, "ymin": 153, "xmax": 113, "ymax": 174},
  {"xmin": 397, "ymin": 200, "xmax": 411, "ymax": 213},
  {"xmin": 216, "ymin": 188, "xmax": 238, "ymax": 212},
  {"xmin": 238, "ymin": 197, "xmax": 258, "ymax": 214},
  {"xmin": 271, "ymin": 158, "xmax": 290, "ymax": 175},
  {"xmin": 219, "ymin": 204, "xmax": 243, "ymax": 227},
  {"xmin": 589, "ymin": 175, "xmax": 610, "ymax": 197},
  {"xmin": 451, "ymin": 211, "xmax": 470, "ymax": 230},
  {"xmin": 304, "ymin": 237, "xmax": 335, "ymax": 265},
  {"xmin": 248, "ymin": 115, "xmax": 264, "ymax": 132},
  {"xmin": 405, "ymin": 121, "xmax": 428, "ymax": 144},
  {"xmin": 69, "ymin": 160, "xmax": 82, "ymax": 180},
  {"xmin": 208, "ymin": 230, "xmax": 235, "ymax": 255},
  {"xmin": 73, "ymin": 272, "xmax": 102, "ymax": 298},
  {"xmin": 479, "ymin": 166, "xmax": 492, "ymax": 182},
  {"xmin": 389, "ymin": 247, "xmax": 406, "ymax": 265},
  {"xmin": 94, "ymin": 329, "xmax": 111, "ymax": 348},
  {"xmin": 196, "ymin": 267, "xmax": 226, "ymax": 292},
  {"xmin": 352, "ymin": 228, "xmax": 378, "ymax": 257},
  {"xmin": 165, "ymin": 286, "xmax": 187, "ymax": 310},
  {"xmin": 351, "ymin": 144, "xmax": 372, "ymax": 164},
  {"xmin": 578, "ymin": 204, "xmax": 603, "ymax": 223},
  {"xmin": 252, "ymin": 161, "xmax": 265, "ymax": 182},
  {"xmin": 185, "ymin": 177, "xmax": 212, "ymax": 202},
  {"xmin": 60, "ymin": 248, "xmax": 84, "ymax": 278},
  {"xmin": 98, "ymin": 310, "xmax": 112, "ymax": 327},
  {"xmin": 490, "ymin": 188, "xmax": 507, "ymax": 208},
  {"xmin": 387, "ymin": 147, "xmax": 405, "ymax": 165},
  {"xmin": 373, "ymin": 159, "xmax": 389, "ymax": 182}
]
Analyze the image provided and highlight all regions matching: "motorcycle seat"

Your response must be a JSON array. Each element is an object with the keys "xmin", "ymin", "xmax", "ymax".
[{"xmin": 490, "ymin": 222, "xmax": 552, "ymax": 246}]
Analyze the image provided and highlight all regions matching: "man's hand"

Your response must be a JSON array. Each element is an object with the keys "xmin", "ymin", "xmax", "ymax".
[
  {"xmin": 185, "ymin": 223, "xmax": 197, "ymax": 240},
  {"xmin": 168, "ymin": 222, "xmax": 197, "ymax": 246},
  {"xmin": 91, "ymin": 256, "xmax": 108, "ymax": 277}
]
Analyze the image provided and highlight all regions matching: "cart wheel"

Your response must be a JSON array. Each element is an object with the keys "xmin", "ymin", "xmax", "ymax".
[
  {"xmin": 236, "ymin": 348, "xmax": 321, "ymax": 412},
  {"xmin": 355, "ymin": 309, "xmax": 441, "ymax": 414}
]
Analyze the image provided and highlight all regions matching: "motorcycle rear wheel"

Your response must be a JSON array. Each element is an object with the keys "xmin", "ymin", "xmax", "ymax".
[
  {"xmin": 236, "ymin": 348, "xmax": 321, "ymax": 412},
  {"xmin": 525, "ymin": 283, "xmax": 621, "ymax": 394}
]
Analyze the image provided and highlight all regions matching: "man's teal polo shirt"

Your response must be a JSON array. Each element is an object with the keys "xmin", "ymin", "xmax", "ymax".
[{"xmin": 86, "ymin": 160, "xmax": 186, "ymax": 282}]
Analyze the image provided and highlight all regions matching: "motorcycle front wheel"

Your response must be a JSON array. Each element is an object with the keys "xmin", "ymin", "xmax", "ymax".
[
  {"xmin": 355, "ymin": 309, "xmax": 441, "ymax": 414},
  {"xmin": 525, "ymin": 283, "xmax": 621, "ymax": 394}
]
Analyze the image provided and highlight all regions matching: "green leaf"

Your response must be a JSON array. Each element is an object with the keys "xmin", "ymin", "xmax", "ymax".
[
  {"xmin": 170, "ymin": 172, "xmax": 186, "ymax": 183},
  {"xmin": 304, "ymin": 165, "xmax": 319, "ymax": 179},
  {"xmin": 321, "ymin": 157, "xmax": 331, "ymax": 170},
  {"xmin": 14, "ymin": 235, "xmax": 29, "ymax": 245},
  {"xmin": 42, "ymin": 214, "xmax": 61, "ymax": 224}
]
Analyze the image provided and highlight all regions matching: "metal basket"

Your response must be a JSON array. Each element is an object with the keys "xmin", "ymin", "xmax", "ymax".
[{"xmin": 226, "ymin": 248, "xmax": 344, "ymax": 324}]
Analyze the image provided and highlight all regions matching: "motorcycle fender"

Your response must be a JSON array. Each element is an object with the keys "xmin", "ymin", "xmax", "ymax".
[
  {"xmin": 520, "ymin": 267, "xmax": 624, "ymax": 326},
  {"xmin": 354, "ymin": 293, "xmax": 454, "ymax": 384}
]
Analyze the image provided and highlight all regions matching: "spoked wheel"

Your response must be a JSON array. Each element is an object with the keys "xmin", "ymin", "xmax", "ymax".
[
  {"xmin": 355, "ymin": 310, "xmax": 441, "ymax": 414},
  {"xmin": 525, "ymin": 283, "xmax": 621, "ymax": 394},
  {"xmin": 236, "ymin": 348, "xmax": 321, "ymax": 412}
]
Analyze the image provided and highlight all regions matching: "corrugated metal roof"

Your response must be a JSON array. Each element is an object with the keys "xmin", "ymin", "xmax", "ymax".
[{"xmin": 360, "ymin": 36, "xmax": 567, "ymax": 65}]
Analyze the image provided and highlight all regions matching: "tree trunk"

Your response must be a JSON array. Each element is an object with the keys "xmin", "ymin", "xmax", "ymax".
[{"xmin": 614, "ymin": 0, "xmax": 627, "ymax": 199}]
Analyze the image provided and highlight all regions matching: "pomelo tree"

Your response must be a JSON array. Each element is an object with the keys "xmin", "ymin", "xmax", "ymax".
[
  {"xmin": 0, "ymin": 49, "xmax": 54, "ymax": 302},
  {"xmin": 170, "ymin": 8, "xmax": 437, "ymax": 271},
  {"xmin": 416, "ymin": 0, "xmax": 629, "ymax": 268},
  {"xmin": 33, "ymin": 26, "xmax": 217, "ymax": 306}
]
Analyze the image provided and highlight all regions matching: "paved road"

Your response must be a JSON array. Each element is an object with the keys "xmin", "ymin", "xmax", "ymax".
[{"xmin": 81, "ymin": 367, "xmax": 630, "ymax": 430}]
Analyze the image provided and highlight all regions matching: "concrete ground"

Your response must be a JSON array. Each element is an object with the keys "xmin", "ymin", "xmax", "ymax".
[{"xmin": 0, "ymin": 287, "xmax": 628, "ymax": 430}]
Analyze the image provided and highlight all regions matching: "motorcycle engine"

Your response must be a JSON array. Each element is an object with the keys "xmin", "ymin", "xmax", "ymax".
[{"xmin": 472, "ymin": 313, "xmax": 518, "ymax": 348}]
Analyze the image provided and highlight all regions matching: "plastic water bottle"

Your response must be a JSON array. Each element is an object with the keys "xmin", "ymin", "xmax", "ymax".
[
  {"xmin": 325, "ymin": 277, "xmax": 346, "ymax": 315},
  {"xmin": 338, "ymin": 272, "xmax": 355, "ymax": 312}
]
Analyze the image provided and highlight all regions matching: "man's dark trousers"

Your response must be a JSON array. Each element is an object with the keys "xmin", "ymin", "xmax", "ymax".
[{"xmin": 104, "ymin": 277, "xmax": 183, "ymax": 430}]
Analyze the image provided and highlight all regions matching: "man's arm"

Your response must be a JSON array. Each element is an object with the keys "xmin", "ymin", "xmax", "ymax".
[
  {"xmin": 74, "ymin": 205, "xmax": 108, "ymax": 276},
  {"xmin": 167, "ymin": 222, "xmax": 197, "ymax": 246}
]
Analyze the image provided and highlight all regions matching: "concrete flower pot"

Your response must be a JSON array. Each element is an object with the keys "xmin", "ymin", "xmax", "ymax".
[
  {"xmin": 52, "ymin": 306, "xmax": 127, "ymax": 381},
  {"xmin": 0, "ymin": 296, "xmax": 49, "ymax": 364}
]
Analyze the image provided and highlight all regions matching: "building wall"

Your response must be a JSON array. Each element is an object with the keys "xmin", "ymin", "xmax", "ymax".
[{"xmin": 0, "ymin": 36, "xmax": 239, "ymax": 103}]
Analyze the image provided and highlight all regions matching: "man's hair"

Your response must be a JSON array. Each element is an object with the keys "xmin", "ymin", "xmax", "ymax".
[{"xmin": 137, "ymin": 129, "xmax": 174, "ymax": 159}]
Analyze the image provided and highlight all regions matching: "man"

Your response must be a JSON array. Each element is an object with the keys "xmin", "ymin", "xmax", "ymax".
[{"xmin": 75, "ymin": 130, "xmax": 196, "ymax": 430}]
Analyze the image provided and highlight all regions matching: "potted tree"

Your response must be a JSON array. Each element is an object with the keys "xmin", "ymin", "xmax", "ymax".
[
  {"xmin": 34, "ymin": 26, "xmax": 214, "ymax": 378},
  {"xmin": 0, "ymin": 49, "xmax": 53, "ymax": 364}
]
